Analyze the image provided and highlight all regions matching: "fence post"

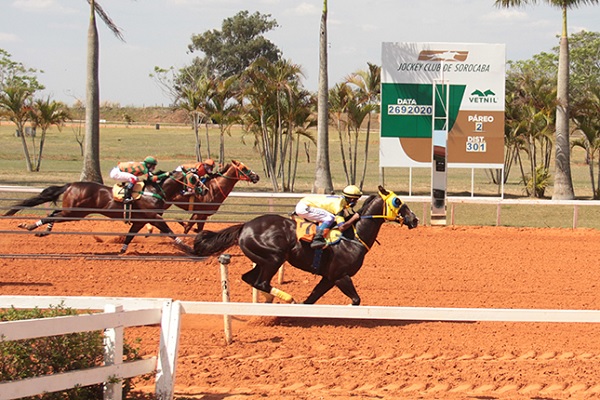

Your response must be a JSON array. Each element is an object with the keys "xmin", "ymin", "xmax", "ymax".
[
  {"xmin": 104, "ymin": 304, "xmax": 123, "ymax": 400},
  {"xmin": 218, "ymin": 254, "xmax": 233, "ymax": 345},
  {"xmin": 155, "ymin": 300, "xmax": 181, "ymax": 400}
]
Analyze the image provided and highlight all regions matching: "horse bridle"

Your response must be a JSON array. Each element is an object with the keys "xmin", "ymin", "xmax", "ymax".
[
  {"xmin": 350, "ymin": 191, "xmax": 407, "ymax": 251},
  {"xmin": 215, "ymin": 161, "xmax": 255, "ymax": 182}
]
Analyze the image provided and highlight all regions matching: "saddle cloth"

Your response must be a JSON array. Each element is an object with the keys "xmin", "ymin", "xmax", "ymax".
[
  {"xmin": 293, "ymin": 215, "xmax": 344, "ymax": 246},
  {"xmin": 112, "ymin": 182, "xmax": 145, "ymax": 203}
]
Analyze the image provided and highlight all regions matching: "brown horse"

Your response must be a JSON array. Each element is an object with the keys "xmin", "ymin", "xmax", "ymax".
[
  {"xmin": 168, "ymin": 160, "xmax": 260, "ymax": 234},
  {"xmin": 193, "ymin": 186, "xmax": 419, "ymax": 305},
  {"xmin": 3, "ymin": 170, "xmax": 203, "ymax": 253}
]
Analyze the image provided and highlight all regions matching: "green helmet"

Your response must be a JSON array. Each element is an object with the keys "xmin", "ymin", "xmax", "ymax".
[{"xmin": 144, "ymin": 156, "xmax": 157, "ymax": 166}]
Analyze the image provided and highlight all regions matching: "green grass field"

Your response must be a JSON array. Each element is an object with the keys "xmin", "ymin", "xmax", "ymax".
[{"xmin": 1, "ymin": 120, "xmax": 598, "ymax": 228}]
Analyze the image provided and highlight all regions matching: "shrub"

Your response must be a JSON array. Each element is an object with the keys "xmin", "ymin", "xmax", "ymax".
[{"xmin": 0, "ymin": 303, "xmax": 148, "ymax": 399}]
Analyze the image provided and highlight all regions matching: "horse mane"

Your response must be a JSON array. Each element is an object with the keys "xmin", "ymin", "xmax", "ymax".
[{"xmin": 356, "ymin": 194, "xmax": 378, "ymax": 215}]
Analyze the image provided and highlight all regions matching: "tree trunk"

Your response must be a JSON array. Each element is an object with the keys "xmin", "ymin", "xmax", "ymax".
[
  {"xmin": 17, "ymin": 124, "xmax": 34, "ymax": 172},
  {"xmin": 552, "ymin": 6, "xmax": 574, "ymax": 199},
  {"xmin": 80, "ymin": 0, "xmax": 103, "ymax": 183},
  {"xmin": 313, "ymin": 0, "xmax": 333, "ymax": 194}
]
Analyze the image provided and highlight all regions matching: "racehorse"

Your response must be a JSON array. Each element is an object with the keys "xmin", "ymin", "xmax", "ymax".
[
  {"xmin": 3, "ymin": 170, "xmax": 203, "ymax": 254},
  {"xmin": 193, "ymin": 186, "xmax": 419, "ymax": 305},
  {"xmin": 168, "ymin": 160, "xmax": 260, "ymax": 234}
]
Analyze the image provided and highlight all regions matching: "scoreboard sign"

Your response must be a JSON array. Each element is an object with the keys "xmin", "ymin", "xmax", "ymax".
[{"xmin": 380, "ymin": 42, "xmax": 505, "ymax": 168}]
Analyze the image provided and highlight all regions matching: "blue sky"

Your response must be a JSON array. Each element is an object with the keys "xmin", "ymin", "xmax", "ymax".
[{"xmin": 1, "ymin": 0, "xmax": 599, "ymax": 107}]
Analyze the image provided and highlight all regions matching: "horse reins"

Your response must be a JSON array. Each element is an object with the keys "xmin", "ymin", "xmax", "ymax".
[{"xmin": 213, "ymin": 162, "xmax": 252, "ymax": 198}]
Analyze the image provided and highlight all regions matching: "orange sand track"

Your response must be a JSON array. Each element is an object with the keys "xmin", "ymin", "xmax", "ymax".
[{"xmin": 2, "ymin": 216, "xmax": 600, "ymax": 399}]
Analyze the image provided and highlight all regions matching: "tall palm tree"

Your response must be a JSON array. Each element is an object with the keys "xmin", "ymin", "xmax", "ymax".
[
  {"xmin": 80, "ymin": 0, "xmax": 123, "ymax": 183},
  {"xmin": 495, "ymin": 0, "xmax": 599, "ymax": 199},
  {"xmin": 313, "ymin": 0, "xmax": 334, "ymax": 194}
]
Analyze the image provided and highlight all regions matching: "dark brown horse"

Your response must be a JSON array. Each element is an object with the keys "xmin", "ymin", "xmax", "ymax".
[
  {"xmin": 3, "ymin": 170, "xmax": 203, "ymax": 253},
  {"xmin": 193, "ymin": 186, "xmax": 419, "ymax": 305},
  {"xmin": 168, "ymin": 160, "xmax": 260, "ymax": 234}
]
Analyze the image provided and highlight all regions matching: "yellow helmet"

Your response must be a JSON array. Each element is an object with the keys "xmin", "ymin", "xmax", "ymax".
[{"xmin": 342, "ymin": 185, "xmax": 362, "ymax": 199}]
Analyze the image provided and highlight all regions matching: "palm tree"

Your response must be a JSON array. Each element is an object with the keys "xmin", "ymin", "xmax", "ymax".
[
  {"xmin": 80, "ymin": 0, "xmax": 123, "ymax": 183},
  {"xmin": 495, "ymin": 0, "xmax": 599, "ymax": 199},
  {"xmin": 30, "ymin": 98, "xmax": 71, "ymax": 171},
  {"xmin": 346, "ymin": 63, "xmax": 381, "ymax": 189},
  {"xmin": 571, "ymin": 86, "xmax": 600, "ymax": 198},
  {"xmin": 0, "ymin": 85, "xmax": 34, "ymax": 171},
  {"xmin": 313, "ymin": 0, "xmax": 334, "ymax": 194}
]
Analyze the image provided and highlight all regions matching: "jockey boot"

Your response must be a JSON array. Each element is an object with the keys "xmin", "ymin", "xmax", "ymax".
[
  {"xmin": 123, "ymin": 182, "xmax": 135, "ymax": 204},
  {"xmin": 310, "ymin": 224, "xmax": 327, "ymax": 249}
]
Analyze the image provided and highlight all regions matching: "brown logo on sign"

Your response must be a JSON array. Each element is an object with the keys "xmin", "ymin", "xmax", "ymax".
[{"xmin": 418, "ymin": 51, "xmax": 469, "ymax": 62}]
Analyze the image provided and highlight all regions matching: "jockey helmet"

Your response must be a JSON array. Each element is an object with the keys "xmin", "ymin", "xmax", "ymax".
[
  {"xmin": 342, "ymin": 185, "xmax": 362, "ymax": 199},
  {"xmin": 144, "ymin": 156, "xmax": 157, "ymax": 166},
  {"xmin": 204, "ymin": 159, "xmax": 215, "ymax": 167}
]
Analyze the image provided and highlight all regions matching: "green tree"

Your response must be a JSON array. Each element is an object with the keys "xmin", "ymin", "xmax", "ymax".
[
  {"xmin": 572, "ymin": 86, "xmax": 600, "ymax": 198},
  {"xmin": 506, "ymin": 58, "xmax": 557, "ymax": 197},
  {"xmin": 205, "ymin": 76, "xmax": 240, "ymax": 164},
  {"xmin": 187, "ymin": 10, "xmax": 281, "ymax": 78},
  {"xmin": 80, "ymin": 0, "xmax": 123, "ymax": 184},
  {"xmin": 0, "ymin": 49, "xmax": 43, "ymax": 92},
  {"xmin": 313, "ymin": 0, "xmax": 334, "ymax": 194},
  {"xmin": 241, "ymin": 58, "xmax": 314, "ymax": 192},
  {"xmin": 495, "ymin": 0, "xmax": 599, "ymax": 200},
  {"xmin": 30, "ymin": 98, "xmax": 71, "ymax": 171},
  {"xmin": 346, "ymin": 62, "xmax": 381, "ymax": 189},
  {"xmin": 0, "ymin": 85, "xmax": 34, "ymax": 171}
]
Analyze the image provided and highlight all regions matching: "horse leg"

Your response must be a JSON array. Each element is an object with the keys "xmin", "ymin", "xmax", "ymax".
[
  {"xmin": 242, "ymin": 266, "xmax": 295, "ymax": 304},
  {"xmin": 334, "ymin": 275, "xmax": 361, "ymax": 306},
  {"xmin": 303, "ymin": 277, "xmax": 335, "ymax": 304},
  {"xmin": 151, "ymin": 219, "xmax": 193, "ymax": 254},
  {"xmin": 17, "ymin": 210, "xmax": 61, "ymax": 237},
  {"xmin": 120, "ymin": 223, "xmax": 145, "ymax": 253}
]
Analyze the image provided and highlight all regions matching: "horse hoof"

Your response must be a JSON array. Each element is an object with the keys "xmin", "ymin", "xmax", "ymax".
[
  {"xmin": 17, "ymin": 223, "xmax": 30, "ymax": 230},
  {"xmin": 35, "ymin": 232, "xmax": 49, "ymax": 237}
]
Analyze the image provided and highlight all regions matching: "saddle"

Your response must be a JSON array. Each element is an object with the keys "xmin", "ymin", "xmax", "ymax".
[
  {"xmin": 293, "ymin": 215, "xmax": 345, "ymax": 247},
  {"xmin": 112, "ymin": 182, "xmax": 145, "ymax": 203}
]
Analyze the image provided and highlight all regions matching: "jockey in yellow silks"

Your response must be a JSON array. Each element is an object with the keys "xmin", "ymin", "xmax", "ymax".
[{"xmin": 295, "ymin": 185, "xmax": 363, "ymax": 249}]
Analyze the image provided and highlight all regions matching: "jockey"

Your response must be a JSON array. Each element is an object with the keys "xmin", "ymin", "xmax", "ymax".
[
  {"xmin": 295, "ymin": 185, "xmax": 363, "ymax": 249},
  {"xmin": 109, "ymin": 156, "xmax": 171, "ymax": 203},
  {"xmin": 176, "ymin": 158, "xmax": 216, "ymax": 196}
]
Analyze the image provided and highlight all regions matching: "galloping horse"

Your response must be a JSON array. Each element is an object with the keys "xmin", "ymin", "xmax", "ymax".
[
  {"xmin": 193, "ymin": 186, "xmax": 419, "ymax": 305},
  {"xmin": 168, "ymin": 160, "xmax": 260, "ymax": 234},
  {"xmin": 3, "ymin": 170, "xmax": 203, "ymax": 253}
]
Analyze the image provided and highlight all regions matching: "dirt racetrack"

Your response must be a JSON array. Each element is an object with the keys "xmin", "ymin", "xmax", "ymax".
[{"xmin": 3, "ymin": 216, "xmax": 600, "ymax": 399}]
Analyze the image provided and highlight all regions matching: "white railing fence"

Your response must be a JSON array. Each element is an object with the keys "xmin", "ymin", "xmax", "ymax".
[
  {"xmin": 0, "ymin": 296, "xmax": 180, "ymax": 400},
  {"xmin": 4, "ymin": 294, "xmax": 600, "ymax": 400}
]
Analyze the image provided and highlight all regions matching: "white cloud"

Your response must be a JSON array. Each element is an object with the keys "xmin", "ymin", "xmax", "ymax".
[
  {"xmin": 12, "ymin": 0, "xmax": 76, "ymax": 14},
  {"xmin": 482, "ymin": 9, "xmax": 528, "ymax": 22},
  {"xmin": 0, "ymin": 32, "xmax": 19, "ymax": 42},
  {"xmin": 361, "ymin": 24, "xmax": 378, "ymax": 33},
  {"xmin": 286, "ymin": 3, "xmax": 319, "ymax": 17}
]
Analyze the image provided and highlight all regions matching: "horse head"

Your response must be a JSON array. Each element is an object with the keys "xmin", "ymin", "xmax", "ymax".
[
  {"xmin": 228, "ymin": 160, "xmax": 260, "ymax": 183},
  {"xmin": 378, "ymin": 185, "xmax": 419, "ymax": 229}
]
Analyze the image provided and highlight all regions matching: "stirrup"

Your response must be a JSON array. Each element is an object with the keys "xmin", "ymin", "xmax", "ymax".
[{"xmin": 123, "ymin": 197, "xmax": 134, "ymax": 204}]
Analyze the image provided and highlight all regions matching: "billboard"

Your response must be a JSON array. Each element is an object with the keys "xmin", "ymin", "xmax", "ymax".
[{"xmin": 380, "ymin": 42, "xmax": 505, "ymax": 168}]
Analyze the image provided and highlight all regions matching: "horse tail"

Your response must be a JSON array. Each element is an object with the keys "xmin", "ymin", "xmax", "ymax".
[
  {"xmin": 193, "ymin": 224, "xmax": 244, "ymax": 256},
  {"xmin": 3, "ymin": 183, "xmax": 71, "ymax": 216}
]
